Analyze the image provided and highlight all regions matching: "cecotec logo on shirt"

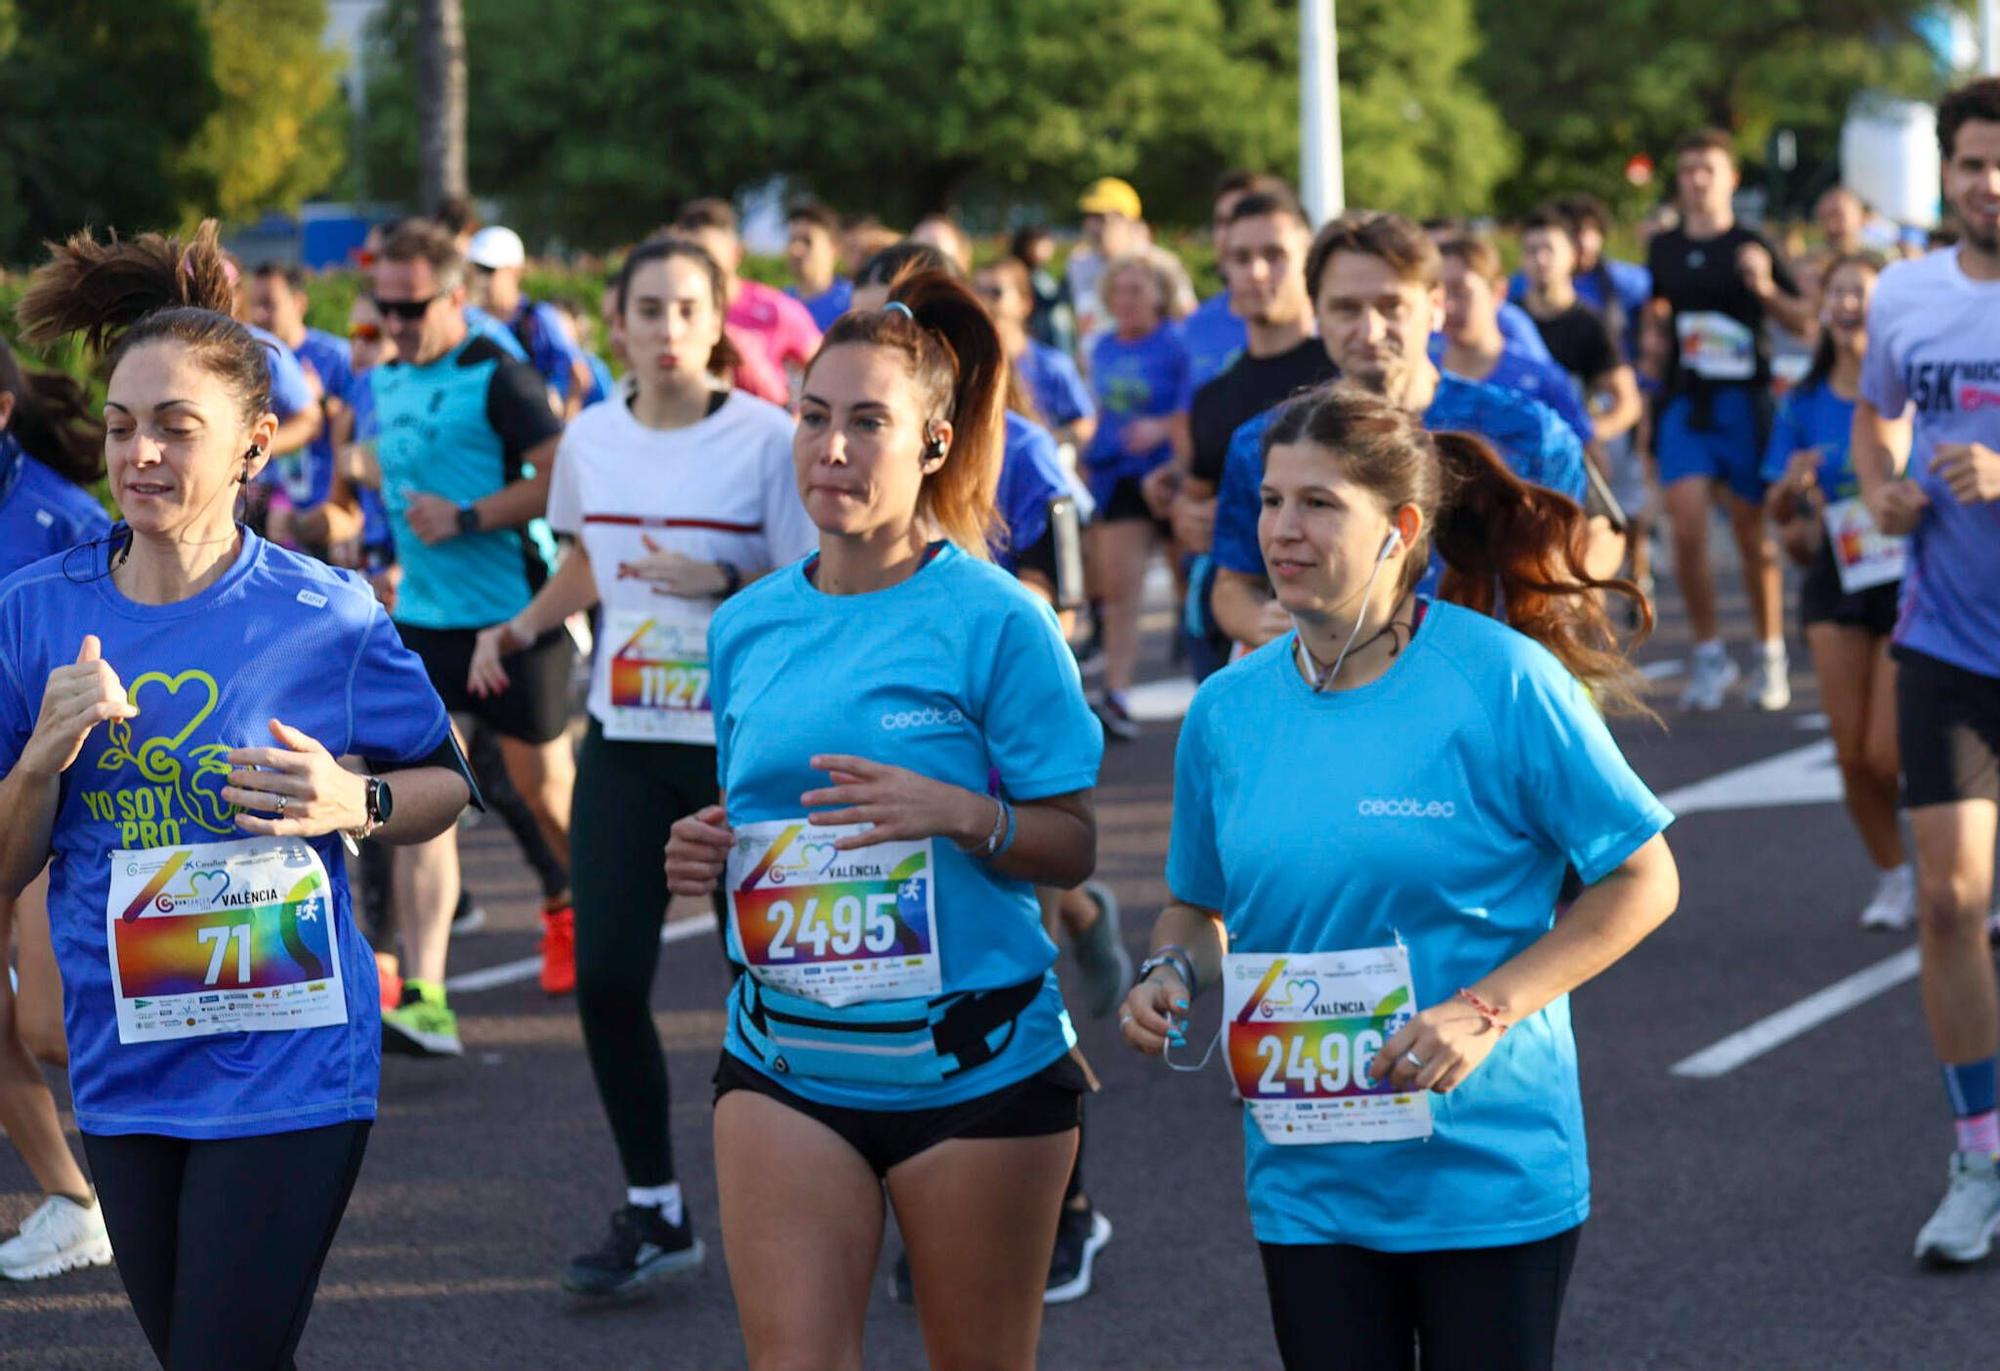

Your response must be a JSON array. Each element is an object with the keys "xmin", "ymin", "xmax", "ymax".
[
  {"xmin": 880, "ymin": 707, "xmax": 965, "ymax": 732},
  {"xmin": 1356, "ymin": 797, "xmax": 1457, "ymax": 819}
]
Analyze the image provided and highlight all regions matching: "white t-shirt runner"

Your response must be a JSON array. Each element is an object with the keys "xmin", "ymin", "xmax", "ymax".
[{"xmin": 546, "ymin": 389, "xmax": 818, "ymax": 744}]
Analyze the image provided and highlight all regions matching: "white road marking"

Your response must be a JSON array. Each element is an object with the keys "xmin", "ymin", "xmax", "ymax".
[
  {"xmin": 1668, "ymin": 947, "xmax": 1919, "ymax": 1078},
  {"xmin": 1655, "ymin": 739, "xmax": 1842, "ymax": 817},
  {"xmin": 446, "ymin": 913, "xmax": 719, "ymax": 996},
  {"xmin": 1126, "ymin": 676, "xmax": 1197, "ymax": 722}
]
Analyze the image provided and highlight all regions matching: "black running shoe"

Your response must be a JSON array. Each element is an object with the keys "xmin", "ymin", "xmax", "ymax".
[
  {"xmin": 887, "ymin": 1248, "xmax": 915, "ymax": 1305},
  {"xmin": 1045, "ymin": 1203, "xmax": 1112, "ymax": 1304},
  {"xmin": 562, "ymin": 1204, "xmax": 705, "ymax": 1298},
  {"xmin": 1092, "ymin": 693, "xmax": 1141, "ymax": 743}
]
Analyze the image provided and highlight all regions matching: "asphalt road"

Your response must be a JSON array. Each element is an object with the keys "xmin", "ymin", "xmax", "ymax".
[{"xmin": 5, "ymin": 547, "xmax": 1998, "ymax": 1370}]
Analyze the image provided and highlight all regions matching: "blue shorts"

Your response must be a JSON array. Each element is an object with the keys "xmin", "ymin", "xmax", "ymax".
[{"xmin": 1656, "ymin": 387, "xmax": 1768, "ymax": 503}]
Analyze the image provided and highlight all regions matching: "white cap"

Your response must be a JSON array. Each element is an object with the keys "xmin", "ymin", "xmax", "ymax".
[{"xmin": 466, "ymin": 226, "xmax": 526, "ymax": 270}]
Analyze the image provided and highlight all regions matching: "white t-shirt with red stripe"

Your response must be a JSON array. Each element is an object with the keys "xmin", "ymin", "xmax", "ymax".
[{"xmin": 547, "ymin": 388, "xmax": 818, "ymax": 740}]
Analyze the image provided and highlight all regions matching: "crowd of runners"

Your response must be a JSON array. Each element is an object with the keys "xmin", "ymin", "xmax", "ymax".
[{"xmin": 0, "ymin": 71, "xmax": 1996, "ymax": 1371}]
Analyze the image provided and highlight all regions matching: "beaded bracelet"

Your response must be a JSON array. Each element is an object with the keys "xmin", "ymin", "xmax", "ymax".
[{"xmin": 1456, "ymin": 987, "xmax": 1510, "ymax": 1034}]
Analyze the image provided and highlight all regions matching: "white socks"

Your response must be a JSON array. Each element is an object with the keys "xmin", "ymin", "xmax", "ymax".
[{"xmin": 628, "ymin": 1183, "xmax": 683, "ymax": 1226}]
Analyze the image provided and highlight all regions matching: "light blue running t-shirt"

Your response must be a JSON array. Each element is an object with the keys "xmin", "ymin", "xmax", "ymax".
[
  {"xmin": 1167, "ymin": 600, "xmax": 1671, "ymax": 1250},
  {"xmin": 710, "ymin": 543, "xmax": 1103, "ymax": 1109}
]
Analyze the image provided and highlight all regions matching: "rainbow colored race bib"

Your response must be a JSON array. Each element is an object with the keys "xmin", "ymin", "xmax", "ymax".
[
  {"xmin": 603, "ymin": 603, "xmax": 713, "ymax": 744},
  {"xmin": 1822, "ymin": 496, "xmax": 1907, "ymax": 594},
  {"xmin": 105, "ymin": 836, "xmax": 347, "ymax": 1045},
  {"xmin": 1676, "ymin": 311, "xmax": 1755, "ymax": 382},
  {"xmin": 1223, "ymin": 947, "xmax": 1431, "ymax": 1146},
  {"xmin": 726, "ymin": 819, "xmax": 942, "ymax": 1008}
]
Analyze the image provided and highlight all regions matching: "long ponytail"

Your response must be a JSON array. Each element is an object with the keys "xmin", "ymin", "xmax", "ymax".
[
  {"xmin": 813, "ymin": 264, "xmax": 1006, "ymax": 557},
  {"xmin": 0, "ymin": 338, "xmax": 104, "ymax": 486},
  {"xmin": 1429, "ymin": 431, "xmax": 1652, "ymax": 717}
]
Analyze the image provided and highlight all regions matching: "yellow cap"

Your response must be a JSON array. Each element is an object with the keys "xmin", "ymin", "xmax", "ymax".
[{"xmin": 1077, "ymin": 177, "xmax": 1142, "ymax": 220}]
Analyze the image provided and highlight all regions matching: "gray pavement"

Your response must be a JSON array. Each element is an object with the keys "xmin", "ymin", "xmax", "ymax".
[{"xmin": 5, "ymin": 555, "xmax": 1998, "ymax": 1369}]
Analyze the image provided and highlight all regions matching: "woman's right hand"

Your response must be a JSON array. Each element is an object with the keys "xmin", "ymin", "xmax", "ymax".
[
  {"xmin": 467, "ymin": 619, "xmax": 530, "ymax": 699},
  {"xmin": 20, "ymin": 636, "xmax": 140, "ymax": 781},
  {"xmin": 1867, "ymin": 477, "xmax": 1931, "ymax": 536},
  {"xmin": 1118, "ymin": 967, "xmax": 1190, "ymax": 1056},
  {"xmin": 665, "ymin": 804, "xmax": 734, "ymax": 896}
]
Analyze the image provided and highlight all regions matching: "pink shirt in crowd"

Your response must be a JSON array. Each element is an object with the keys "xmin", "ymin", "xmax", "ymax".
[{"xmin": 728, "ymin": 280, "xmax": 823, "ymax": 395}]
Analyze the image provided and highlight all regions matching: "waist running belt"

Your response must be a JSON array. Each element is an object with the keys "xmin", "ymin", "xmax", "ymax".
[{"xmin": 734, "ymin": 975, "xmax": 1044, "ymax": 1087}]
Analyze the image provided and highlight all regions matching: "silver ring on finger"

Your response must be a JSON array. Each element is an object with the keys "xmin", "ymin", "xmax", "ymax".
[
  {"xmin": 276, "ymin": 794, "xmax": 287, "ymax": 816},
  {"xmin": 1119, "ymin": 1013, "xmax": 1134, "ymax": 1026},
  {"xmin": 1405, "ymin": 1051, "xmax": 1424, "ymax": 1070}
]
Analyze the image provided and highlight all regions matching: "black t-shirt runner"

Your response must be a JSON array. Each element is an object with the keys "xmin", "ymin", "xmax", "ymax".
[
  {"xmin": 1188, "ymin": 337, "xmax": 1336, "ymax": 486},
  {"xmin": 1646, "ymin": 224, "xmax": 1799, "ymax": 397},
  {"xmin": 1528, "ymin": 302, "xmax": 1619, "ymax": 389}
]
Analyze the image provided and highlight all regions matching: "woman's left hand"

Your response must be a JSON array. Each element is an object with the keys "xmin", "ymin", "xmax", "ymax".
[
  {"xmin": 1369, "ymin": 997, "xmax": 1508, "ymax": 1095},
  {"xmin": 222, "ymin": 718, "xmax": 370, "ymax": 839},
  {"xmin": 801, "ymin": 754, "xmax": 993, "ymax": 852}
]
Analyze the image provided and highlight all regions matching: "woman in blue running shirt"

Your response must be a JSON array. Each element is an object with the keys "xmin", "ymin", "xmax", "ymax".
[
  {"xmin": 0, "ymin": 339, "xmax": 113, "ymax": 1283},
  {"xmin": 1763, "ymin": 253, "xmax": 1909, "ymax": 930},
  {"xmin": 666, "ymin": 270, "xmax": 1103, "ymax": 1371},
  {"xmin": 0, "ymin": 223, "xmax": 473, "ymax": 1369},
  {"xmin": 1122, "ymin": 387, "xmax": 1680, "ymax": 1371}
]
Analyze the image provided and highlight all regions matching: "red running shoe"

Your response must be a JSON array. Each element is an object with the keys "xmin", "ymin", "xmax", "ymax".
[
  {"xmin": 540, "ymin": 905, "xmax": 576, "ymax": 997},
  {"xmin": 375, "ymin": 951, "xmax": 404, "ymax": 1014}
]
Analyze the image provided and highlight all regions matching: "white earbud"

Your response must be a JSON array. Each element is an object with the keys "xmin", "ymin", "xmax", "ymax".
[{"xmin": 1379, "ymin": 527, "xmax": 1404, "ymax": 561}]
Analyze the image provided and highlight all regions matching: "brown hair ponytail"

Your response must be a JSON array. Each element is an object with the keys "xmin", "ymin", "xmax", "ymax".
[
  {"xmin": 15, "ymin": 219, "xmax": 271, "ymax": 424},
  {"xmin": 0, "ymin": 338, "xmax": 104, "ymax": 486},
  {"xmin": 813, "ymin": 265, "xmax": 1007, "ymax": 557},
  {"xmin": 1428, "ymin": 431, "xmax": 1653, "ymax": 718},
  {"xmin": 1263, "ymin": 384, "xmax": 1654, "ymax": 718}
]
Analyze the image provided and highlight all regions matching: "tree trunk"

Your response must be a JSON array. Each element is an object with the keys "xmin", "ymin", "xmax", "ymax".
[{"xmin": 417, "ymin": 0, "xmax": 468, "ymax": 213}]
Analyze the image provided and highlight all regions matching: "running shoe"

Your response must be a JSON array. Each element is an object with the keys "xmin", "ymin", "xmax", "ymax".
[
  {"xmin": 1071, "ymin": 881, "xmax": 1132, "ymax": 1020},
  {"xmin": 1860, "ymin": 865, "xmax": 1916, "ymax": 932},
  {"xmin": 1045, "ymin": 1204, "xmax": 1112, "ymax": 1304},
  {"xmin": 375, "ymin": 950, "xmax": 404, "ymax": 1014},
  {"xmin": 1746, "ymin": 647, "xmax": 1792, "ymax": 712},
  {"xmin": 381, "ymin": 979, "xmax": 463, "ymax": 1058},
  {"xmin": 540, "ymin": 905, "xmax": 577, "ymax": 997},
  {"xmin": 1915, "ymin": 1151, "xmax": 2000, "ymax": 1265},
  {"xmin": 1678, "ymin": 647, "xmax": 1740, "ymax": 713},
  {"xmin": 0, "ymin": 1193, "xmax": 112, "ymax": 1281},
  {"xmin": 563, "ymin": 1203, "xmax": 705, "ymax": 1298},
  {"xmin": 1093, "ymin": 692, "xmax": 1141, "ymax": 743},
  {"xmin": 452, "ymin": 892, "xmax": 488, "ymax": 935},
  {"xmin": 888, "ymin": 1249, "xmax": 915, "ymax": 1305}
]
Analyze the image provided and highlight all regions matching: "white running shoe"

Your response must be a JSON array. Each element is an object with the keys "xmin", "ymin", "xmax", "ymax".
[
  {"xmin": 1860, "ymin": 865, "xmax": 1916, "ymax": 931},
  {"xmin": 1679, "ymin": 649, "xmax": 1740, "ymax": 712},
  {"xmin": 1746, "ymin": 650, "xmax": 1791, "ymax": 711},
  {"xmin": 1915, "ymin": 1151, "xmax": 2000, "ymax": 1265},
  {"xmin": 0, "ymin": 1193, "xmax": 112, "ymax": 1281}
]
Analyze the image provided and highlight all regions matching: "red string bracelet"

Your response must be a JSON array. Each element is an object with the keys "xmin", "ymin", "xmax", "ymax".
[{"xmin": 1456, "ymin": 988, "xmax": 1510, "ymax": 1034}]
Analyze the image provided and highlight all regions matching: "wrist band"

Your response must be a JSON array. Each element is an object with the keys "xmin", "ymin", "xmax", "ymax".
[
  {"xmin": 992, "ymin": 800, "xmax": 1018, "ymax": 858},
  {"xmin": 1143, "ymin": 944, "xmax": 1198, "ymax": 999},
  {"xmin": 1456, "ymin": 987, "xmax": 1509, "ymax": 1034},
  {"xmin": 958, "ymin": 796, "xmax": 1009, "ymax": 857}
]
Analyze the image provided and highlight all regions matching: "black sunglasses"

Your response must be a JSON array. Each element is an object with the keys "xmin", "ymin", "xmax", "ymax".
[{"xmin": 370, "ymin": 294, "xmax": 441, "ymax": 321}]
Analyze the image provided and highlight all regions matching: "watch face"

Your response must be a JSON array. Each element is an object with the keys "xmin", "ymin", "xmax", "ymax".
[{"xmin": 372, "ymin": 777, "xmax": 394, "ymax": 824}]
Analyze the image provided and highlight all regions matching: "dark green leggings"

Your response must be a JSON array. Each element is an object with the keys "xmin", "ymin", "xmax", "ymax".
[{"xmin": 571, "ymin": 720, "xmax": 725, "ymax": 1188}]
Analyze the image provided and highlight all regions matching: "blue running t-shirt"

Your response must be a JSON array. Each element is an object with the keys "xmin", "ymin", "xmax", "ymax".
[
  {"xmin": 371, "ymin": 335, "xmax": 564, "ymax": 629},
  {"xmin": 710, "ymin": 543, "xmax": 1103, "ymax": 1109},
  {"xmin": 0, "ymin": 533, "xmax": 454, "ymax": 1139},
  {"xmin": 1180, "ymin": 290, "xmax": 1250, "ymax": 394},
  {"xmin": 266, "ymin": 326, "xmax": 353, "ymax": 511},
  {"xmin": 1168, "ymin": 601, "xmax": 1671, "ymax": 1249},
  {"xmin": 996, "ymin": 412, "xmax": 1071, "ymax": 572},
  {"xmin": 1014, "ymin": 342, "xmax": 1095, "ymax": 435},
  {"xmin": 0, "ymin": 436, "xmax": 111, "ymax": 578}
]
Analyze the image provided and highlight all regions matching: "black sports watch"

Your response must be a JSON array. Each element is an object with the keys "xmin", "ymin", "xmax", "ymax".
[
  {"xmin": 715, "ymin": 560, "xmax": 743, "ymax": 597},
  {"xmin": 363, "ymin": 776, "xmax": 394, "ymax": 832},
  {"xmin": 456, "ymin": 501, "xmax": 482, "ymax": 536}
]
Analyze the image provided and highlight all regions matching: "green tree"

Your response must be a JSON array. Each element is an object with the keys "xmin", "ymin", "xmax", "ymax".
[
  {"xmin": 1473, "ymin": 0, "xmax": 1952, "ymax": 217},
  {"xmin": 360, "ymin": 0, "xmax": 1513, "ymax": 248},
  {"xmin": 0, "ymin": 0, "xmax": 219, "ymax": 262},
  {"xmin": 177, "ymin": 0, "xmax": 348, "ymax": 223}
]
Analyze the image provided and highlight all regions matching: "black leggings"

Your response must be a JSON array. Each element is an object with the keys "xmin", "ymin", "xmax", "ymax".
[
  {"xmin": 82, "ymin": 1122, "xmax": 370, "ymax": 1371},
  {"xmin": 1260, "ymin": 1225, "xmax": 1581, "ymax": 1371},
  {"xmin": 572, "ymin": 720, "xmax": 725, "ymax": 1188}
]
